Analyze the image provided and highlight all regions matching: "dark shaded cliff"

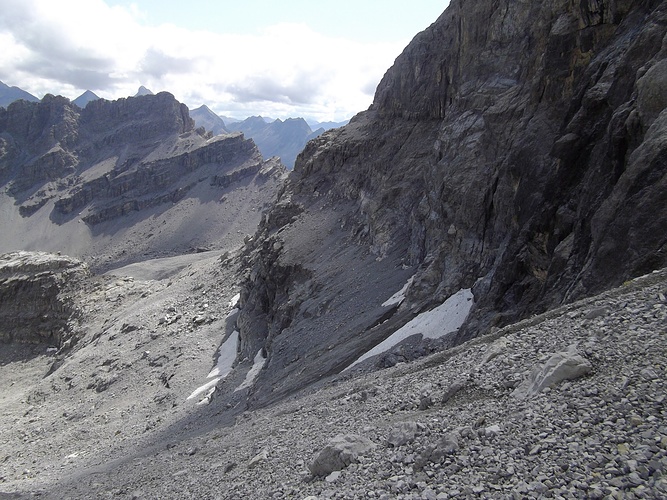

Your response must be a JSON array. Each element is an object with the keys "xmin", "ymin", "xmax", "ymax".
[{"xmin": 235, "ymin": 0, "xmax": 667, "ymax": 407}]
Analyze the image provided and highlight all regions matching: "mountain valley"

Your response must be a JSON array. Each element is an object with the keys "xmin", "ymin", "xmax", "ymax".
[{"xmin": 1, "ymin": 0, "xmax": 667, "ymax": 498}]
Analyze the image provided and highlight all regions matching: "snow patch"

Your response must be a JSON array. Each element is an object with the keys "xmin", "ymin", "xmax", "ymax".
[
  {"xmin": 346, "ymin": 288, "xmax": 474, "ymax": 370},
  {"xmin": 187, "ymin": 377, "xmax": 220, "ymax": 401},
  {"xmin": 235, "ymin": 349, "xmax": 267, "ymax": 392},
  {"xmin": 382, "ymin": 275, "xmax": 415, "ymax": 307},
  {"xmin": 228, "ymin": 293, "xmax": 240, "ymax": 308},
  {"xmin": 207, "ymin": 330, "xmax": 239, "ymax": 379}
]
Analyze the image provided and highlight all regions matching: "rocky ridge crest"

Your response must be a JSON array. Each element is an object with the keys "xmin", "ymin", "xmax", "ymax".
[{"xmin": 0, "ymin": 92, "xmax": 286, "ymax": 270}]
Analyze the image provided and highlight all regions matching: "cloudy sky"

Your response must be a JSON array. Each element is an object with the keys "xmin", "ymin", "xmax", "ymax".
[{"xmin": 0, "ymin": 0, "xmax": 449, "ymax": 122}]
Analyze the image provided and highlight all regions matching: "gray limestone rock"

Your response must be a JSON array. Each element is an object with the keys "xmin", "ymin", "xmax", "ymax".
[
  {"xmin": 512, "ymin": 346, "xmax": 592, "ymax": 399},
  {"xmin": 0, "ymin": 251, "xmax": 89, "ymax": 346},
  {"xmin": 386, "ymin": 421, "xmax": 419, "ymax": 448},
  {"xmin": 309, "ymin": 434, "xmax": 376, "ymax": 477}
]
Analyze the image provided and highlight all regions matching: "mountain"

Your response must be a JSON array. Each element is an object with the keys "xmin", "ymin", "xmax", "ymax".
[
  {"xmin": 0, "ymin": 80, "xmax": 39, "ymax": 108},
  {"xmin": 1, "ymin": 0, "xmax": 667, "ymax": 497},
  {"xmin": 134, "ymin": 85, "xmax": 154, "ymax": 96},
  {"xmin": 0, "ymin": 91, "xmax": 286, "ymax": 271},
  {"xmin": 190, "ymin": 104, "xmax": 229, "ymax": 135},
  {"xmin": 234, "ymin": 0, "xmax": 667, "ymax": 409},
  {"xmin": 228, "ymin": 116, "xmax": 325, "ymax": 168},
  {"xmin": 308, "ymin": 119, "xmax": 349, "ymax": 131},
  {"xmin": 72, "ymin": 90, "xmax": 100, "ymax": 108}
]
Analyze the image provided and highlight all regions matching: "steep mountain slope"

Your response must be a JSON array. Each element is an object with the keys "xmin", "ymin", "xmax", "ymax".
[
  {"xmin": 0, "ymin": 92, "xmax": 286, "ymax": 271},
  {"xmin": 72, "ymin": 90, "xmax": 100, "ymax": 108},
  {"xmin": 190, "ymin": 104, "xmax": 229, "ymax": 135},
  {"xmin": 228, "ymin": 116, "xmax": 325, "ymax": 168},
  {"xmin": 0, "ymin": 81, "xmax": 39, "ymax": 108},
  {"xmin": 235, "ymin": 0, "xmax": 667, "ymax": 408}
]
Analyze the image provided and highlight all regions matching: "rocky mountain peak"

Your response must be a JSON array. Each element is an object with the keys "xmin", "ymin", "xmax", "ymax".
[
  {"xmin": 72, "ymin": 90, "xmax": 100, "ymax": 108},
  {"xmin": 0, "ymin": 80, "xmax": 39, "ymax": 108},
  {"xmin": 134, "ymin": 85, "xmax": 154, "ymax": 96}
]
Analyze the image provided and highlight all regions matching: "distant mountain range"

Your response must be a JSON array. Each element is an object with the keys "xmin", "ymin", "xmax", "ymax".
[
  {"xmin": 0, "ymin": 81, "xmax": 349, "ymax": 168},
  {"xmin": 190, "ymin": 109, "xmax": 349, "ymax": 170}
]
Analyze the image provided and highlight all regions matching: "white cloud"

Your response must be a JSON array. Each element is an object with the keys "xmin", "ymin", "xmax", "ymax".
[{"xmin": 0, "ymin": 0, "xmax": 407, "ymax": 121}]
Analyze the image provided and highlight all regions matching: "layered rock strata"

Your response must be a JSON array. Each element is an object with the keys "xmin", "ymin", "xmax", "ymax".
[
  {"xmin": 0, "ymin": 251, "xmax": 88, "ymax": 346},
  {"xmin": 0, "ymin": 92, "xmax": 286, "ymax": 269}
]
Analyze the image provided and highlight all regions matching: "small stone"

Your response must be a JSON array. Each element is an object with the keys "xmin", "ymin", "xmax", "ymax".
[
  {"xmin": 640, "ymin": 368, "xmax": 658, "ymax": 380},
  {"xmin": 421, "ymin": 487, "xmax": 437, "ymax": 500},
  {"xmin": 485, "ymin": 424, "xmax": 501, "ymax": 438},
  {"xmin": 325, "ymin": 470, "xmax": 341, "ymax": 483},
  {"xmin": 248, "ymin": 449, "xmax": 268, "ymax": 468},
  {"xmin": 437, "ymin": 433, "xmax": 459, "ymax": 455},
  {"xmin": 628, "ymin": 415, "xmax": 643, "ymax": 427},
  {"xmin": 584, "ymin": 307, "xmax": 610, "ymax": 320}
]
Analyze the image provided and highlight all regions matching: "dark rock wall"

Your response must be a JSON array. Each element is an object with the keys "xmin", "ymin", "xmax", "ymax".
[{"xmin": 237, "ymin": 0, "xmax": 667, "ymax": 404}]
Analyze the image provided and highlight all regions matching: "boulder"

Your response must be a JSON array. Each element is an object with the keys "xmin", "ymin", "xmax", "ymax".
[
  {"xmin": 309, "ymin": 434, "xmax": 376, "ymax": 477},
  {"xmin": 386, "ymin": 421, "xmax": 419, "ymax": 447},
  {"xmin": 512, "ymin": 346, "xmax": 592, "ymax": 399}
]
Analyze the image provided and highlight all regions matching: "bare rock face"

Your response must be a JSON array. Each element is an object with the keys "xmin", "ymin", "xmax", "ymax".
[
  {"xmin": 0, "ymin": 251, "xmax": 88, "ymax": 346},
  {"xmin": 236, "ymin": 0, "xmax": 667, "ymax": 407},
  {"xmin": 0, "ymin": 92, "xmax": 287, "ymax": 269}
]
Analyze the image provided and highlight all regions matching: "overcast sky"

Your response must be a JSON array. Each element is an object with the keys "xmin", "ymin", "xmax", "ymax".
[{"xmin": 0, "ymin": 0, "xmax": 449, "ymax": 122}]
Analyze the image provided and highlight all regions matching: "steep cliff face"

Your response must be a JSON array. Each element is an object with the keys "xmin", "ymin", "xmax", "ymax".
[
  {"xmin": 0, "ymin": 92, "xmax": 286, "ymax": 269},
  {"xmin": 237, "ymin": 0, "xmax": 667, "ymax": 406},
  {"xmin": 0, "ymin": 251, "xmax": 89, "ymax": 346}
]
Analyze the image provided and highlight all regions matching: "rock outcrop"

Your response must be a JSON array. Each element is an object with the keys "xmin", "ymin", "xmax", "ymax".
[
  {"xmin": 235, "ymin": 0, "xmax": 667, "ymax": 407},
  {"xmin": 0, "ymin": 92, "xmax": 287, "ymax": 269},
  {"xmin": 0, "ymin": 251, "xmax": 88, "ymax": 346}
]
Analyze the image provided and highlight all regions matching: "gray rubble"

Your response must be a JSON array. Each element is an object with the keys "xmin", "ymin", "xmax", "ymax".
[{"xmin": 2, "ymin": 267, "xmax": 663, "ymax": 499}]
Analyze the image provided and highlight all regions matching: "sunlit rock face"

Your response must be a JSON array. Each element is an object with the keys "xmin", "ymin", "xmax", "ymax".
[
  {"xmin": 0, "ymin": 92, "xmax": 287, "ymax": 271},
  {"xmin": 236, "ymin": 0, "xmax": 667, "ymax": 407},
  {"xmin": 0, "ymin": 251, "xmax": 89, "ymax": 346}
]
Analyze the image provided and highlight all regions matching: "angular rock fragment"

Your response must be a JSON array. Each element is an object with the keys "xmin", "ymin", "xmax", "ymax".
[
  {"xmin": 512, "ymin": 346, "xmax": 592, "ymax": 399},
  {"xmin": 386, "ymin": 421, "xmax": 419, "ymax": 447},
  {"xmin": 309, "ymin": 434, "xmax": 376, "ymax": 477}
]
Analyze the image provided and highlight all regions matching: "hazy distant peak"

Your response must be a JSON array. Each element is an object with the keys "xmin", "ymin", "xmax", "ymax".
[
  {"xmin": 0, "ymin": 80, "xmax": 40, "ymax": 108},
  {"xmin": 73, "ymin": 90, "xmax": 100, "ymax": 108},
  {"xmin": 190, "ymin": 104, "xmax": 228, "ymax": 135},
  {"xmin": 134, "ymin": 86, "xmax": 154, "ymax": 97}
]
